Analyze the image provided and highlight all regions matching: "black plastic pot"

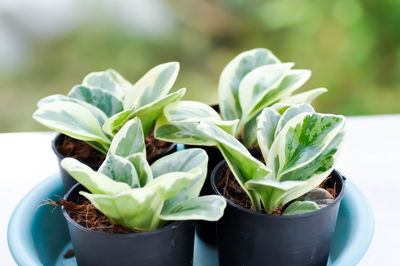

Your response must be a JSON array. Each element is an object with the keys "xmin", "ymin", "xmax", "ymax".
[
  {"xmin": 62, "ymin": 184, "xmax": 195, "ymax": 266},
  {"xmin": 52, "ymin": 133, "xmax": 177, "ymax": 193},
  {"xmin": 190, "ymin": 145, "xmax": 222, "ymax": 246},
  {"xmin": 192, "ymin": 104, "xmax": 225, "ymax": 246},
  {"xmin": 211, "ymin": 161, "xmax": 346, "ymax": 266}
]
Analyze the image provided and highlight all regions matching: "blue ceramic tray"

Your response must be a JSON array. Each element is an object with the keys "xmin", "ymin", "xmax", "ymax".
[{"xmin": 8, "ymin": 173, "xmax": 374, "ymax": 266}]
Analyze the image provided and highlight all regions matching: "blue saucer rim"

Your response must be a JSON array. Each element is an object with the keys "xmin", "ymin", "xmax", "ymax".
[{"xmin": 7, "ymin": 173, "xmax": 375, "ymax": 266}]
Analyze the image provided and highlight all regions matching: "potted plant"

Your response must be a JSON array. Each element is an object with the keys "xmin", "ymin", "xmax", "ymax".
[
  {"xmin": 197, "ymin": 104, "xmax": 346, "ymax": 265},
  {"xmin": 58, "ymin": 117, "xmax": 227, "ymax": 265},
  {"xmin": 154, "ymin": 48, "xmax": 327, "ymax": 244},
  {"xmin": 33, "ymin": 63, "xmax": 185, "ymax": 192}
]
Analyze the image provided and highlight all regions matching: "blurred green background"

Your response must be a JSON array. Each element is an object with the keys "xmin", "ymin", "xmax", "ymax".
[{"xmin": 1, "ymin": 0, "xmax": 399, "ymax": 132}]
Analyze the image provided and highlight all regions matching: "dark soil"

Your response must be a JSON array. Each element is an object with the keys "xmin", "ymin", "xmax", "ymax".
[
  {"xmin": 57, "ymin": 135, "xmax": 105, "ymax": 165},
  {"xmin": 216, "ymin": 165, "xmax": 337, "ymax": 216},
  {"xmin": 145, "ymin": 130, "xmax": 172, "ymax": 159},
  {"xmin": 57, "ymin": 130, "xmax": 172, "ymax": 164},
  {"xmin": 56, "ymin": 199, "xmax": 135, "ymax": 234}
]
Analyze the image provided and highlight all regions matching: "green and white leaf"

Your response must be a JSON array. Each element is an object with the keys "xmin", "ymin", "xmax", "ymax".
[
  {"xmin": 81, "ymin": 186, "xmax": 164, "ymax": 231},
  {"xmin": 281, "ymin": 88, "xmax": 327, "ymax": 105},
  {"xmin": 267, "ymin": 112, "xmax": 345, "ymax": 180},
  {"xmin": 151, "ymin": 149, "xmax": 208, "ymax": 211},
  {"xmin": 106, "ymin": 88, "xmax": 186, "ymax": 136},
  {"xmin": 198, "ymin": 122, "xmax": 271, "ymax": 210},
  {"xmin": 219, "ymin": 48, "xmax": 280, "ymax": 121},
  {"xmin": 282, "ymin": 200, "xmax": 319, "ymax": 216},
  {"xmin": 256, "ymin": 107, "xmax": 281, "ymax": 161},
  {"xmin": 102, "ymin": 110, "xmax": 132, "ymax": 137},
  {"xmin": 37, "ymin": 94, "xmax": 108, "ymax": 126},
  {"xmin": 242, "ymin": 114, "xmax": 258, "ymax": 148},
  {"xmin": 129, "ymin": 88, "xmax": 186, "ymax": 136},
  {"xmin": 68, "ymin": 85, "xmax": 123, "ymax": 117},
  {"xmin": 155, "ymin": 114, "xmax": 217, "ymax": 146},
  {"xmin": 127, "ymin": 153, "xmax": 153, "ymax": 187},
  {"xmin": 82, "ymin": 69, "xmax": 129, "ymax": 100},
  {"xmin": 154, "ymin": 101, "xmax": 239, "ymax": 145},
  {"xmin": 245, "ymin": 178, "xmax": 306, "ymax": 213},
  {"xmin": 274, "ymin": 103, "xmax": 314, "ymax": 138},
  {"xmin": 124, "ymin": 62, "xmax": 179, "ymax": 110},
  {"xmin": 238, "ymin": 63, "xmax": 293, "ymax": 126},
  {"xmin": 32, "ymin": 101, "xmax": 110, "ymax": 152},
  {"xmin": 280, "ymin": 128, "xmax": 345, "ymax": 205},
  {"xmin": 146, "ymin": 168, "xmax": 201, "ymax": 200},
  {"xmin": 61, "ymin": 158, "xmax": 131, "ymax": 195},
  {"xmin": 98, "ymin": 155, "xmax": 140, "ymax": 188},
  {"xmin": 296, "ymin": 187, "xmax": 334, "ymax": 208},
  {"xmin": 108, "ymin": 117, "xmax": 146, "ymax": 158},
  {"xmin": 160, "ymin": 195, "xmax": 226, "ymax": 221}
]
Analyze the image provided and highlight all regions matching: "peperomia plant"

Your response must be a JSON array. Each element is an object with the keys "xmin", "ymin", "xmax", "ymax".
[
  {"xmin": 33, "ymin": 63, "xmax": 185, "ymax": 154},
  {"xmin": 179, "ymin": 104, "xmax": 346, "ymax": 215},
  {"xmin": 154, "ymin": 48, "xmax": 326, "ymax": 147},
  {"xmin": 61, "ymin": 117, "xmax": 226, "ymax": 231}
]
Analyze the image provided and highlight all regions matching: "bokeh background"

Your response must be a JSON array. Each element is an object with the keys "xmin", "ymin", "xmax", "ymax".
[{"xmin": 1, "ymin": 0, "xmax": 399, "ymax": 132}]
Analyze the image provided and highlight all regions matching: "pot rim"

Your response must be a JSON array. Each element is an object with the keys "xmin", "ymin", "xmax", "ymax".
[
  {"xmin": 62, "ymin": 183, "xmax": 186, "ymax": 238},
  {"xmin": 211, "ymin": 160, "xmax": 346, "ymax": 220},
  {"xmin": 52, "ymin": 133, "xmax": 177, "ymax": 166}
]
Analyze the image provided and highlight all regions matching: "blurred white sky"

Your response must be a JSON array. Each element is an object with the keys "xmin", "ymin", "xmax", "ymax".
[{"xmin": 0, "ymin": 0, "xmax": 174, "ymax": 73}]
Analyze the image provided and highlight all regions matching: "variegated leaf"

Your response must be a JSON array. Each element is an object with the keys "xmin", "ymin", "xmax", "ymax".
[
  {"xmin": 146, "ymin": 168, "xmax": 201, "ymax": 200},
  {"xmin": 242, "ymin": 114, "xmax": 258, "ymax": 148},
  {"xmin": 102, "ymin": 110, "xmax": 132, "ymax": 137},
  {"xmin": 124, "ymin": 62, "xmax": 179, "ymax": 110},
  {"xmin": 282, "ymin": 200, "xmax": 319, "ymax": 216},
  {"xmin": 280, "ymin": 127, "xmax": 345, "ymax": 205},
  {"xmin": 198, "ymin": 122, "xmax": 271, "ymax": 210},
  {"xmin": 33, "ymin": 101, "xmax": 110, "ymax": 153},
  {"xmin": 281, "ymin": 88, "xmax": 327, "ymax": 105},
  {"xmin": 154, "ymin": 101, "xmax": 239, "ymax": 145},
  {"xmin": 267, "ymin": 112, "xmax": 345, "ymax": 180},
  {"xmin": 151, "ymin": 149, "xmax": 208, "ymax": 210},
  {"xmin": 160, "ymin": 195, "xmax": 226, "ymax": 221},
  {"xmin": 127, "ymin": 153, "xmax": 153, "ymax": 187},
  {"xmin": 37, "ymin": 94, "xmax": 108, "ymax": 126},
  {"xmin": 61, "ymin": 158, "xmax": 131, "ymax": 195},
  {"xmin": 98, "ymin": 155, "xmax": 140, "ymax": 188},
  {"xmin": 238, "ymin": 63, "xmax": 293, "ymax": 126},
  {"xmin": 129, "ymin": 88, "xmax": 186, "ymax": 136},
  {"xmin": 108, "ymin": 117, "xmax": 146, "ymax": 158},
  {"xmin": 82, "ymin": 69, "xmax": 129, "ymax": 100},
  {"xmin": 155, "ymin": 114, "xmax": 217, "ymax": 146},
  {"xmin": 274, "ymin": 103, "xmax": 315, "ymax": 138},
  {"xmin": 247, "ymin": 69, "xmax": 311, "ymax": 122},
  {"xmin": 68, "ymin": 85, "xmax": 123, "ymax": 117},
  {"xmin": 256, "ymin": 107, "xmax": 281, "ymax": 161},
  {"xmin": 219, "ymin": 48, "xmax": 280, "ymax": 121},
  {"xmin": 245, "ymin": 178, "xmax": 306, "ymax": 213},
  {"xmin": 106, "ymin": 88, "xmax": 186, "ymax": 136},
  {"xmin": 81, "ymin": 186, "xmax": 164, "ymax": 231},
  {"xmin": 296, "ymin": 188, "xmax": 334, "ymax": 208}
]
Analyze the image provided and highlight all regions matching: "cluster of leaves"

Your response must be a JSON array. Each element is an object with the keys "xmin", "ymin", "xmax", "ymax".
[
  {"xmin": 61, "ymin": 118, "xmax": 226, "ymax": 231},
  {"xmin": 33, "ymin": 63, "xmax": 184, "ymax": 154},
  {"xmin": 155, "ymin": 48, "xmax": 326, "ymax": 147},
  {"xmin": 192, "ymin": 104, "xmax": 345, "ymax": 215}
]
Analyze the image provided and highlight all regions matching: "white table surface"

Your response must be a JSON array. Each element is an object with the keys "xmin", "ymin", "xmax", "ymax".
[{"xmin": 1, "ymin": 115, "xmax": 400, "ymax": 266}]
